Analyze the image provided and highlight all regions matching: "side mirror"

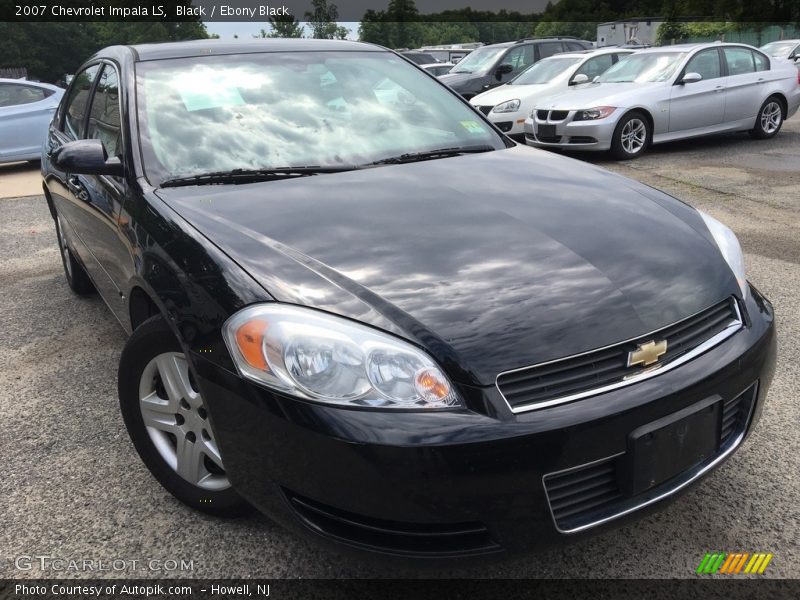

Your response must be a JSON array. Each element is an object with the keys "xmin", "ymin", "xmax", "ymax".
[
  {"xmin": 52, "ymin": 139, "xmax": 124, "ymax": 177},
  {"xmin": 571, "ymin": 73, "xmax": 590, "ymax": 85},
  {"xmin": 680, "ymin": 72, "xmax": 703, "ymax": 84},
  {"xmin": 495, "ymin": 63, "xmax": 514, "ymax": 80}
]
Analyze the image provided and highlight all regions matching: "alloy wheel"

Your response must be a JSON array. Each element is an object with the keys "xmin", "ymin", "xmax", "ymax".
[
  {"xmin": 621, "ymin": 118, "xmax": 647, "ymax": 155},
  {"xmin": 138, "ymin": 352, "xmax": 230, "ymax": 491},
  {"xmin": 760, "ymin": 101, "xmax": 782, "ymax": 134}
]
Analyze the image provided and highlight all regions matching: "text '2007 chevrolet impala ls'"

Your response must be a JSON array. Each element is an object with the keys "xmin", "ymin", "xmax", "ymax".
[{"xmin": 42, "ymin": 39, "xmax": 776, "ymax": 562}]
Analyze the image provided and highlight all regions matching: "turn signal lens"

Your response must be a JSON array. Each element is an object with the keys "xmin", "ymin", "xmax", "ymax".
[
  {"xmin": 415, "ymin": 368, "xmax": 453, "ymax": 402},
  {"xmin": 235, "ymin": 319, "xmax": 268, "ymax": 370}
]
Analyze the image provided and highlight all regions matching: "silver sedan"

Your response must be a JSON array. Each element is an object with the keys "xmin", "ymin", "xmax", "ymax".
[{"xmin": 524, "ymin": 43, "xmax": 800, "ymax": 159}]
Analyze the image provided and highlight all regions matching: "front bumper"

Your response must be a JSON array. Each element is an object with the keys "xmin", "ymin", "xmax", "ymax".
[
  {"xmin": 524, "ymin": 110, "xmax": 619, "ymax": 151},
  {"xmin": 194, "ymin": 288, "xmax": 776, "ymax": 562}
]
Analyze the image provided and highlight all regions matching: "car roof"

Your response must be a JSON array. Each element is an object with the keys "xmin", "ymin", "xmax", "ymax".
[
  {"xmin": 635, "ymin": 42, "xmax": 765, "ymax": 54},
  {"xmin": 552, "ymin": 48, "xmax": 635, "ymax": 59},
  {"xmin": 103, "ymin": 38, "xmax": 383, "ymax": 62},
  {"xmin": 480, "ymin": 38, "xmax": 590, "ymax": 49},
  {"xmin": 0, "ymin": 78, "xmax": 62, "ymax": 91}
]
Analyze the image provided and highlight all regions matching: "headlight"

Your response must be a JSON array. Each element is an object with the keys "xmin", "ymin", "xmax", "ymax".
[
  {"xmin": 574, "ymin": 106, "xmax": 616, "ymax": 121},
  {"xmin": 492, "ymin": 99, "xmax": 521, "ymax": 113},
  {"xmin": 223, "ymin": 304, "xmax": 461, "ymax": 409},
  {"xmin": 698, "ymin": 210, "xmax": 748, "ymax": 298}
]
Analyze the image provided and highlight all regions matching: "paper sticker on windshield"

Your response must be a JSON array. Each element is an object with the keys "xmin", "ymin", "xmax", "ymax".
[
  {"xmin": 179, "ymin": 85, "xmax": 245, "ymax": 112},
  {"xmin": 460, "ymin": 120, "xmax": 485, "ymax": 134}
]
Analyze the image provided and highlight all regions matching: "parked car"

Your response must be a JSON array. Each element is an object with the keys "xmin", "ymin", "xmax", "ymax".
[
  {"xmin": 760, "ymin": 39, "xmax": 800, "ymax": 62},
  {"xmin": 471, "ymin": 48, "xmax": 633, "ymax": 140},
  {"xmin": 439, "ymin": 37, "xmax": 594, "ymax": 99},
  {"xmin": 421, "ymin": 62, "xmax": 455, "ymax": 77},
  {"xmin": 525, "ymin": 43, "xmax": 800, "ymax": 159},
  {"xmin": 43, "ymin": 39, "xmax": 775, "ymax": 562},
  {"xmin": 400, "ymin": 51, "xmax": 439, "ymax": 66},
  {"xmin": 0, "ymin": 78, "xmax": 63, "ymax": 163}
]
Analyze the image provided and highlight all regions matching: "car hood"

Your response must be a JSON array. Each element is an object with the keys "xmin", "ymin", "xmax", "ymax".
[
  {"xmin": 439, "ymin": 71, "xmax": 479, "ymax": 89},
  {"xmin": 539, "ymin": 81, "xmax": 664, "ymax": 109},
  {"xmin": 471, "ymin": 83, "xmax": 558, "ymax": 106},
  {"xmin": 155, "ymin": 146, "xmax": 737, "ymax": 386}
]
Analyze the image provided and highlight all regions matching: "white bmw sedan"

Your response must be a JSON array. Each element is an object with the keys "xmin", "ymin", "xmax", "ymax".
[
  {"xmin": 470, "ymin": 48, "xmax": 634, "ymax": 140},
  {"xmin": 524, "ymin": 43, "xmax": 800, "ymax": 159}
]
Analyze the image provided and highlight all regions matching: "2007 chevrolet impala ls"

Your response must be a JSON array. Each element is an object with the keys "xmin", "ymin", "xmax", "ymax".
[{"xmin": 42, "ymin": 39, "xmax": 776, "ymax": 561}]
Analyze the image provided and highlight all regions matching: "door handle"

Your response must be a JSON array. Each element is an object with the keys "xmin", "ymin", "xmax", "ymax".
[
  {"xmin": 66, "ymin": 176, "xmax": 89, "ymax": 202},
  {"xmin": 756, "ymin": 78, "xmax": 765, "ymax": 84},
  {"xmin": 714, "ymin": 86, "xmax": 725, "ymax": 92}
]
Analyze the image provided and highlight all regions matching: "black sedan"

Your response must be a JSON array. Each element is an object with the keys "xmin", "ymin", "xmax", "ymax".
[{"xmin": 42, "ymin": 39, "xmax": 776, "ymax": 562}]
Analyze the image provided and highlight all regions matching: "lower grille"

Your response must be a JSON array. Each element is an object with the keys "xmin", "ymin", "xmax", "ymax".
[
  {"xmin": 537, "ymin": 136, "xmax": 562, "ymax": 143},
  {"xmin": 569, "ymin": 136, "xmax": 597, "ymax": 144},
  {"xmin": 498, "ymin": 297, "xmax": 742, "ymax": 412},
  {"xmin": 477, "ymin": 105, "xmax": 493, "ymax": 115},
  {"xmin": 285, "ymin": 491, "xmax": 500, "ymax": 557},
  {"xmin": 496, "ymin": 121, "xmax": 513, "ymax": 132},
  {"xmin": 544, "ymin": 384, "xmax": 757, "ymax": 533}
]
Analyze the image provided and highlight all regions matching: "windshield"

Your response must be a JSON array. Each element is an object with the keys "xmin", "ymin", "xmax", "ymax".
[
  {"xmin": 510, "ymin": 57, "xmax": 582, "ymax": 85},
  {"xmin": 760, "ymin": 41, "xmax": 796, "ymax": 58},
  {"xmin": 450, "ymin": 46, "xmax": 506, "ymax": 74},
  {"xmin": 136, "ymin": 51, "xmax": 504, "ymax": 185},
  {"xmin": 597, "ymin": 52, "xmax": 687, "ymax": 83}
]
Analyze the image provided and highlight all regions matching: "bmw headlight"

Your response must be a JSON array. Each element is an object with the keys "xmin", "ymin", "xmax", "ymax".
[
  {"xmin": 492, "ymin": 99, "xmax": 521, "ymax": 113},
  {"xmin": 698, "ymin": 210, "xmax": 748, "ymax": 298},
  {"xmin": 574, "ymin": 106, "xmax": 616, "ymax": 121},
  {"xmin": 223, "ymin": 304, "xmax": 461, "ymax": 409}
]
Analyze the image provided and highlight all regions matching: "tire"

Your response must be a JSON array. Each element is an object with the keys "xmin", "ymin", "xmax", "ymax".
[
  {"xmin": 749, "ymin": 97, "xmax": 784, "ymax": 140},
  {"xmin": 610, "ymin": 111, "xmax": 651, "ymax": 160},
  {"xmin": 118, "ymin": 315, "xmax": 250, "ymax": 516},
  {"xmin": 54, "ymin": 214, "xmax": 95, "ymax": 295}
]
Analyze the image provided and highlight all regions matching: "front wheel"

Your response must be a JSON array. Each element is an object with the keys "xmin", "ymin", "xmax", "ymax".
[
  {"xmin": 118, "ymin": 316, "xmax": 250, "ymax": 516},
  {"xmin": 749, "ymin": 97, "xmax": 783, "ymax": 139},
  {"xmin": 610, "ymin": 112, "xmax": 650, "ymax": 160}
]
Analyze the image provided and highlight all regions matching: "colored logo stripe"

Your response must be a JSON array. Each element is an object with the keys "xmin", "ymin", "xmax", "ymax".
[{"xmin": 697, "ymin": 552, "xmax": 773, "ymax": 574}]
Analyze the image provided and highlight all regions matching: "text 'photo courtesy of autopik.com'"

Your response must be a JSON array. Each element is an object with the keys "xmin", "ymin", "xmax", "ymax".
[{"xmin": 1, "ymin": 0, "xmax": 799, "ymax": 596}]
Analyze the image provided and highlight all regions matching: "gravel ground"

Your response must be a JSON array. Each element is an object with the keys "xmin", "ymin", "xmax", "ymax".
[{"xmin": 1, "ymin": 121, "xmax": 798, "ymax": 580}]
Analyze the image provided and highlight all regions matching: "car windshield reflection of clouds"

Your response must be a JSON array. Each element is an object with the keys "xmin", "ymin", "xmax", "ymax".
[{"xmin": 137, "ymin": 52, "xmax": 501, "ymax": 184}]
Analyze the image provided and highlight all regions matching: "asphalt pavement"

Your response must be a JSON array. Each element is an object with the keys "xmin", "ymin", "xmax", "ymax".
[{"xmin": 1, "ymin": 121, "xmax": 798, "ymax": 579}]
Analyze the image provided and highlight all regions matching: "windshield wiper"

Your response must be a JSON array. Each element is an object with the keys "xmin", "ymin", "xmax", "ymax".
[
  {"xmin": 368, "ymin": 145, "xmax": 496, "ymax": 166},
  {"xmin": 160, "ymin": 166, "xmax": 357, "ymax": 188}
]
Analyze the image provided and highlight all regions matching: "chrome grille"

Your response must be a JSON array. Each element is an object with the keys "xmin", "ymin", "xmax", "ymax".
[{"xmin": 498, "ymin": 298, "xmax": 742, "ymax": 412}]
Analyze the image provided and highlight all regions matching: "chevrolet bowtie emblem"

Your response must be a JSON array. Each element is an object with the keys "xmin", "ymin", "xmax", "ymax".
[{"xmin": 627, "ymin": 340, "xmax": 668, "ymax": 368}]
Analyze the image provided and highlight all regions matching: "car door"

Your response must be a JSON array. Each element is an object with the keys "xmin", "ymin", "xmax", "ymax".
[
  {"xmin": 668, "ymin": 48, "xmax": 725, "ymax": 132},
  {"xmin": 0, "ymin": 82, "xmax": 58, "ymax": 160},
  {"xmin": 495, "ymin": 44, "xmax": 536, "ymax": 86},
  {"xmin": 721, "ymin": 47, "xmax": 766, "ymax": 124}
]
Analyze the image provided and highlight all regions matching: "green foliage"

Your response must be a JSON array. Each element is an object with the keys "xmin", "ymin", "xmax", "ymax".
[
  {"xmin": 305, "ymin": 0, "xmax": 350, "ymax": 40},
  {"xmin": 261, "ymin": 13, "xmax": 304, "ymax": 38},
  {"xmin": 0, "ymin": 19, "xmax": 210, "ymax": 83}
]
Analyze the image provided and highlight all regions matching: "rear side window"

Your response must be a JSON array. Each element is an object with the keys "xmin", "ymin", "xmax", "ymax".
[
  {"xmin": 0, "ymin": 83, "xmax": 48, "ymax": 107},
  {"xmin": 537, "ymin": 42, "xmax": 564, "ymax": 60},
  {"xmin": 87, "ymin": 65, "xmax": 122, "ymax": 158},
  {"xmin": 723, "ymin": 47, "xmax": 756, "ymax": 76},
  {"xmin": 753, "ymin": 51, "xmax": 769, "ymax": 72},
  {"xmin": 63, "ymin": 64, "xmax": 100, "ymax": 138},
  {"xmin": 566, "ymin": 42, "xmax": 588, "ymax": 52}
]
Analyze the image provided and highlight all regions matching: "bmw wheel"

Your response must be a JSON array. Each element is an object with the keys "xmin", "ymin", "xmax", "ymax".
[
  {"xmin": 750, "ymin": 97, "xmax": 784, "ymax": 139},
  {"xmin": 610, "ymin": 111, "xmax": 650, "ymax": 160},
  {"xmin": 55, "ymin": 214, "xmax": 95, "ymax": 295},
  {"xmin": 118, "ymin": 315, "xmax": 249, "ymax": 516}
]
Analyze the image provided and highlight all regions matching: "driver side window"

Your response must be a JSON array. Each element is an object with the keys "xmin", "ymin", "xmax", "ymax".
[
  {"xmin": 63, "ymin": 64, "xmax": 100, "ymax": 139},
  {"xmin": 86, "ymin": 66, "xmax": 122, "ymax": 159},
  {"xmin": 575, "ymin": 55, "xmax": 613, "ymax": 81},
  {"xmin": 684, "ymin": 49, "xmax": 721, "ymax": 81}
]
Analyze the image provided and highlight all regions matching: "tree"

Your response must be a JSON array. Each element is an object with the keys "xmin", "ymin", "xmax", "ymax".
[
  {"xmin": 305, "ymin": 0, "xmax": 349, "ymax": 39},
  {"xmin": 261, "ymin": 13, "xmax": 304, "ymax": 38}
]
